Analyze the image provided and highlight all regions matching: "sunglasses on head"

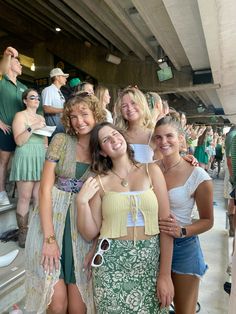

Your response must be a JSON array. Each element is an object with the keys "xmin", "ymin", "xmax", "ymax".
[
  {"xmin": 91, "ymin": 238, "xmax": 111, "ymax": 268},
  {"xmin": 28, "ymin": 95, "xmax": 40, "ymax": 100}
]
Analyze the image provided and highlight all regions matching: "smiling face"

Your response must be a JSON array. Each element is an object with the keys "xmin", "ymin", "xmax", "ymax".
[
  {"xmin": 98, "ymin": 125, "xmax": 127, "ymax": 158},
  {"xmin": 121, "ymin": 93, "xmax": 142, "ymax": 123},
  {"xmin": 153, "ymin": 124, "xmax": 183, "ymax": 157},
  {"xmin": 69, "ymin": 102, "xmax": 96, "ymax": 136}
]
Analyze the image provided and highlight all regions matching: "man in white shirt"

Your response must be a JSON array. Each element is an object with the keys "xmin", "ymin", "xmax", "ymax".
[{"xmin": 41, "ymin": 68, "xmax": 69, "ymax": 139}]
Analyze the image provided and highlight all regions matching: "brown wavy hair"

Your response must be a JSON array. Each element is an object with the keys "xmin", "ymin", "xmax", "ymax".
[
  {"xmin": 90, "ymin": 122, "xmax": 138, "ymax": 174},
  {"xmin": 154, "ymin": 115, "xmax": 183, "ymax": 134},
  {"xmin": 61, "ymin": 93, "xmax": 106, "ymax": 135}
]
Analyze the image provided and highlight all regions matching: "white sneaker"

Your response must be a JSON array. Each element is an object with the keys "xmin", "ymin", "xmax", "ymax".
[{"xmin": 0, "ymin": 191, "xmax": 10, "ymax": 206}]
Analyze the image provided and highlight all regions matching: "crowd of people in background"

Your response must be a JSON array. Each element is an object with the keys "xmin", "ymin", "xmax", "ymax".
[{"xmin": 0, "ymin": 46, "xmax": 235, "ymax": 314}]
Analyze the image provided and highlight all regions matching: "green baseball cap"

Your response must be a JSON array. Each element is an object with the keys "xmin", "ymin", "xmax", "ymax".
[{"xmin": 69, "ymin": 77, "xmax": 81, "ymax": 88}]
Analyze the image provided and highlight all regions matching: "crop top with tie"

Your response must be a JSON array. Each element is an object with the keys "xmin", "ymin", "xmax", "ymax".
[{"xmin": 97, "ymin": 164, "xmax": 160, "ymax": 240}]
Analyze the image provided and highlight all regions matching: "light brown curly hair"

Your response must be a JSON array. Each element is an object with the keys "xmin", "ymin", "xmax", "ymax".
[{"xmin": 61, "ymin": 93, "xmax": 106, "ymax": 135}]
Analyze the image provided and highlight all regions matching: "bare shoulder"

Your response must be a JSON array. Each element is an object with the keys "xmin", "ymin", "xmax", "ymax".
[
  {"xmin": 95, "ymin": 173, "xmax": 108, "ymax": 195},
  {"xmin": 14, "ymin": 111, "xmax": 25, "ymax": 120},
  {"xmin": 182, "ymin": 158, "xmax": 195, "ymax": 173},
  {"xmin": 148, "ymin": 162, "xmax": 162, "ymax": 173}
]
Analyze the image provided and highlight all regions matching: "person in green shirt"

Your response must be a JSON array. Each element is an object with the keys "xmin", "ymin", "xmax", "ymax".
[
  {"xmin": 225, "ymin": 126, "xmax": 236, "ymax": 236},
  {"xmin": 0, "ymin": 47, "xmax": 27, "ymax": 206}
]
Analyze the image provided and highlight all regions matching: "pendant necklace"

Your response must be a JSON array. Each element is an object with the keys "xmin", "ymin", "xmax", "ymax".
[
  {"xmin": 161, "ymin": 158, "xmax": 182, "ymax": 173},
  {"xmin": 111, "ymin": 165, "xmax": 133, "ymax": 187}
]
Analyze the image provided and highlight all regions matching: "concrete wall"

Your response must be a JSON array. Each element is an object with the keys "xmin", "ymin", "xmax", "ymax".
[{"xmin": 43, "ymin": 36, "xmax": 192, "ymax": 93}]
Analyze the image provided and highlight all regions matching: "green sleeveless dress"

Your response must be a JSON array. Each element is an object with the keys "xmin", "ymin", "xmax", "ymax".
[
  {"xmin": 59, "ymin": 162, "xmax": 90, "ymax": 283},
  {"xmin": 10, "ymin": 132, "xmax": 46, "ymax": 181}
]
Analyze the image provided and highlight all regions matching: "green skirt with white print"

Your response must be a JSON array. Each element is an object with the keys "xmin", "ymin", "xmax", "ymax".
[{"xmin": 92, "ymin": 235, "xmax": 168, "ymax": 314}]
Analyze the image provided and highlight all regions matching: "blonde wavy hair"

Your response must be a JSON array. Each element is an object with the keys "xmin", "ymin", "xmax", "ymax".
[
  {"xmin": 113, "ymin": 87, "xmax": 153, "ymax": 130},
  {"xmin": 94, "ymin": 85, "xmax": 108, "ymax": 107},
  {"xmin": 61, "ymin": 93, "xmax": 106, "ymax": 135}
]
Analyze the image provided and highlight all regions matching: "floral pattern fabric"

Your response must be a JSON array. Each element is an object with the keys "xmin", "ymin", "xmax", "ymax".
[{"xmin": 93, "ymin": 236, "xmax": 168, "ymax": 314}]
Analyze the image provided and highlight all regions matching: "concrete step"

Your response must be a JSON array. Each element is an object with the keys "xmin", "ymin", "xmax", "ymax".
[
  {"xmin": 0, "ymin": 200, "xmax": 17, "ymax": 234},
  {"xmin": 0, "ymin": 199, "xmax": 26, "ymax": 313},
  {"xmin": 0, "ymin": 242, "xmax": 25, "ymax": 313}
]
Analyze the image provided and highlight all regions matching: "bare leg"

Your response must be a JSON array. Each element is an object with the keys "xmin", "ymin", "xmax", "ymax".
[
  {"xmin": 47, "ymin": 280, "xmax": 68, "ymax": 314},
  {"xmin": 67, "ymin": 284, "xmax": 86, "ymax": 314},
  {"xmin": 172, "ymin": 272, "xmax": 200, "ymax": 314},
  {"xmin": 16, "ymin": 181, "xmax": 35, "ymax": 216},
  {"xmin": 31, "ymin": 181, "xmax": 40, "ymax": 208},
  {"xmin": 217, "ymin": 160, "xmax": 221, "ymax": 177},
  {"xmin": 228, "ymin": 199, "xmax": 235, "ymax": 237},
  {"xmin": 0, "ymin": 150, "xmax": 11, "ymax": 191}
]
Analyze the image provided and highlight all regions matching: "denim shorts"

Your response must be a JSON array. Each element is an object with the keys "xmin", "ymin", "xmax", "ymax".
[{"xmin": 172, "ymin": 235, "xmax": 208, "ymax": 277}]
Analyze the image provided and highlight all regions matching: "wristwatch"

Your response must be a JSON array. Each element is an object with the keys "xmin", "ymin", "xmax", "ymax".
[
  {"xmin": 26, "ymin": 126, "xmax": 32, "ymax": 133},
  {"xmin": 45, "ymin": 235, "xmax": 56, "ymax": 244},
  {"xmin": 180, "ymin": 227, "xmax": 187, "ymax": 238}
]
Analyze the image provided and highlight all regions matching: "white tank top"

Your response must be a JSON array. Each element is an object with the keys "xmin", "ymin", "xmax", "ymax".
[
  {"xmin": 131, "ymin": 144, "xmax": 154, "ymax": 163},
  {"xmin": 121, "ymin": 190, "xmax": 145, "ymax": 227}
]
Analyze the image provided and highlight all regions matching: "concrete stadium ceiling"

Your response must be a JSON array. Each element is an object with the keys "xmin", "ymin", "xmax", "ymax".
[{"xmin": 0, "ymin": 0, "xmax": 236, "ymax": 123}]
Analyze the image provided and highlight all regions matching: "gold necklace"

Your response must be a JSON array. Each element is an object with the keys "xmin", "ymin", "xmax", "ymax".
[
  {"xmin": 111, "ymin": 165, "xmax": 133, "ymax": 187},
  {"xmin": 161, "ymin": 158, "xmax": 182, "ymax": 173}
]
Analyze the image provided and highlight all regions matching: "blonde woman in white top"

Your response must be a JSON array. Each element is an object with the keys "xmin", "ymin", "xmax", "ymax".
[{"xmin": 114, "ymin": 87, "xmax": 154, "ymax": 163}]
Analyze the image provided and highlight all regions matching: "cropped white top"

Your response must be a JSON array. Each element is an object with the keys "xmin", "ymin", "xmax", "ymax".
[
  {"xmin": 131, "ymin": 144, "xmax": 154, "ymax": 163},
  {"xmin": 121, "ymin": 191, "xmax": 145, "ymax": 227},
  {"xmin": 168, "ymin": 167, "xmax": 211, "ymax": 226}
]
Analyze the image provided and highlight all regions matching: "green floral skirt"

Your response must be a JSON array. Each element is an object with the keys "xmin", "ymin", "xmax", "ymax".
[{"xmin": 92, "ymin": 235, "xmax": 168, "ymax": 314}]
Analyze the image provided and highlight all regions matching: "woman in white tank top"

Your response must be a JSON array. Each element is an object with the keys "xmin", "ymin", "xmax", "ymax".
[
  {"xmin": 113, "ymin": 87, "xmax": 154, "ymax": 163},
  {"xmin": 153, "ymin": 116, "xmax": 214, "ymax": 314}
]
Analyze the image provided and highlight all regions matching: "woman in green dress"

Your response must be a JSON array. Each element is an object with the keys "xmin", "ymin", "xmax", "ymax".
[
  {"xmin": 10, "ymin": 88, "xmax": 46, "ymax": 248},
  {"xmin": 194, "ymin": 127, "xmax": 212, "ymax": 169},
  {"xmin": 25, "ymin": 93, "xmax": 106, "ymax": 314}
]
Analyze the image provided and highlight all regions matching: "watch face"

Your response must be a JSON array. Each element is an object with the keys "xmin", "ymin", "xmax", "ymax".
[{"xmin": 182, "ymin": 228, "xmax": 187, "ymax": 236}]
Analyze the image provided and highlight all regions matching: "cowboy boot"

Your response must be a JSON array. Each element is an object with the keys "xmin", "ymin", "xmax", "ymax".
[
  {"xmin": 16, "ymin": 212, "xmax": 29, "ymax": 248},
  {"xmin": 228, "ymin": 214, "xmax": 235, "ymax": 237}
]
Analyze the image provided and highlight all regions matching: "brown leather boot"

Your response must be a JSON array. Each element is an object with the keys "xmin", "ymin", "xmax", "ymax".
[
  {"xmin": 228, "ymin": 214, "xmax": 235, "ymax": 237},
  {"xmin": 16, "ymin": 213, "xmax": 29, "ymax": 248}
]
